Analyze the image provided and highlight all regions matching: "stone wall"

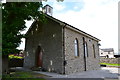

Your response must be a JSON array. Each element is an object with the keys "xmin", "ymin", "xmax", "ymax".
[
  {"xmin": 100, "ymin": 58, "xmax": 120, "ymax": 64},
  {"xmin": 24, "ymin": 16, "xmax": 100, "ymax": 75},
  {"xmin": 64, "ymin": 26, "xmax": 100, "ymax": 74},
  {"xmin": 24, "ymin": 17, "xmax": 64, "ymax": 74},
  {"xmin": 9, "ymin": 59, "xmax": 24, "ymax": 68}
]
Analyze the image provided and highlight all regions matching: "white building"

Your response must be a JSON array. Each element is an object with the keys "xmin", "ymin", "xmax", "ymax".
[{"xmin": 99, "ymin": 48, "xmax": 114, "ymax": 58}]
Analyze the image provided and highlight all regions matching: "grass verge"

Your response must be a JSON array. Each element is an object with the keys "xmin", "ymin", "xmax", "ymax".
[
  {"xmin": 100, "ymin": 63, "xmax": 120, "ymax": 66},
  {"xmin": 2, "ymin": 71, "xmax": 50, "ymax": 79}
]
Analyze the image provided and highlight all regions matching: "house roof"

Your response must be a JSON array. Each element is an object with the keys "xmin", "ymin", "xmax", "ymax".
[
  {"xmin": 101, "ymin": 48, "xmax": 114, "ymax": 52},
  {"xmin": 26, "ymin": 14, "xmax": 100, "ymax": 41}
]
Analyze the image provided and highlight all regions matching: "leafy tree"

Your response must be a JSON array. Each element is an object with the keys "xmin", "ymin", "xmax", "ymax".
[
  {"xmin": 2, "ymin": 2, "xmax": 45, "ymax": 55},
  {"xmin": 2, "ymin": 0, "xmax": 64, "ymax": 55}
]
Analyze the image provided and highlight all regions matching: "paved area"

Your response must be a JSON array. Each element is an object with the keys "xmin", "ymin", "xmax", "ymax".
[
  {"xmin": 35, "ymin": 67, "xmax": 119, "ymax": 79},
  {"xmin": 10, "ymin": 67, "xmax": 120, "ymax": 79}
]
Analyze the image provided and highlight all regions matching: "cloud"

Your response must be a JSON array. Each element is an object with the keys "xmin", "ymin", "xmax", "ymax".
[
  {"xmin": 74, "ymin": 6, "xmax": 78, "ymax": 9},
  {"xmin": 53, "ymin": 0, "xmax": 118, "ymax": 53},
  {"xmin": 53, "ymin": 2, "xmax": 66, "ymax": 11}
]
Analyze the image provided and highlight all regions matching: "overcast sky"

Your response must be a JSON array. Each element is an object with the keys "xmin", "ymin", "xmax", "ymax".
[{"xmin": 18, "ymin": 0, "xmax": 119, "ymax": 54}]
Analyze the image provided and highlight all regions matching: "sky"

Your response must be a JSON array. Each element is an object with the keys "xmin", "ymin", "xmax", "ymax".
[{"xmin": 18, "ymin": 0, "xmax": 119, "ymax": 54}]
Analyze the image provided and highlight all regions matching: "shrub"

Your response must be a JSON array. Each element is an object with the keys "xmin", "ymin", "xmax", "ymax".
[{"xmin": 9, "ymin": 55, "xmax": 23, "ymax": 59}]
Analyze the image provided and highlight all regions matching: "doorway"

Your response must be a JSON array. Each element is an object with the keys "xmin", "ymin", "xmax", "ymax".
[{"xmin": 35, "ymin": 46, "xmax": 43, "ymax": 67}]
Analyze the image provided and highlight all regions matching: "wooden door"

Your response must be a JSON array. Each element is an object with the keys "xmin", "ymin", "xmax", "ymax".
[
  {"xmin": 37, "ymin": 51, "xmax": 42, "ymax": 67},
  {"xmin": 36, "ymin": 46, "xmax": 43, "ymax": 67}
]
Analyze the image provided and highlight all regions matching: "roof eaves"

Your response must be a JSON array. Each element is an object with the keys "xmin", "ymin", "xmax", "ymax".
[{"xmin": 65, "ymin": 24, "xmax": 101, "ymax": 41}]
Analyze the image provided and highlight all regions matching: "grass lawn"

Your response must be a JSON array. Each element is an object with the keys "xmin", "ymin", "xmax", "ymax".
[
  {"xmin": 2, "ymin": 71, "xmax": 50, "ymax": 79},
  {"xmin": 100, "ymin": 63, "xmax": 120, "ymax": 66}
]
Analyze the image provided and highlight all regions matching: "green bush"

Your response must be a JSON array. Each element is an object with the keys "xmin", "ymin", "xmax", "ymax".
[{"xmin": 9, "ymin": 55, "xmax": 23, "ymax": 59}]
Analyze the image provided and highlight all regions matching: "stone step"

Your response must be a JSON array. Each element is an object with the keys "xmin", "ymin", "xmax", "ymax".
[{"xmin": 31, "ymin": 67, "xmax": 43, "ymax": 71}]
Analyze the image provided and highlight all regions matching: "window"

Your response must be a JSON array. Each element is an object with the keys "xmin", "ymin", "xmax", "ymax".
[
  {"xmin": 74, "ymin": 38, "xmax": 79, "ymax": 57},
  {"xmin": 93, "ymin": 44, "xmax": 96, "ymax": 58}
]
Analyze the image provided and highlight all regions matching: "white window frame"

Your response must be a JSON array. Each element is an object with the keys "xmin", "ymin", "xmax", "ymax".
[{"xmin": 74, "ymin": 38, "xmax": 79, "ymax": 57}]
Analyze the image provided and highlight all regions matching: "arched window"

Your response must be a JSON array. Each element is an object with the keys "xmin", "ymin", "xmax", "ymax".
[
  {"xmin": 74, "ymin": 38, "xmax": 79, "ymax": 57},
  {"xmin": 84, "ymin": 42, "xmax": 88, "ymax": 57},
  {"xmin": 93, "ymin": 44, "xmax": 96, "ymax": 58}
]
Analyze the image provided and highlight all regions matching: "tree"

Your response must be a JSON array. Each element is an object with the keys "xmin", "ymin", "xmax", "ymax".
[
  {"xmin": 2, "ymin": 0, "xmax": 65, "ymax": 55},
  {"xmin": 2, "ymin": 2, "xmax": 46, "ymax": 55}
]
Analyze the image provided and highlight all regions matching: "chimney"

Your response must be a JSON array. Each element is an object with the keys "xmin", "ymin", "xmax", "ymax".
[{"xmin": 43, "ymin": 5, "xmax": 53, "ymax": 16}]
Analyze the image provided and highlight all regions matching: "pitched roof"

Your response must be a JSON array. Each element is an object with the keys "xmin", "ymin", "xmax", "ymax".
[
  {"xmin": 26, "ymin": 14, "xmax": 100, "ymax": 41},
  {"xmin": 101, "ymin": 48, "xmax": 114, "ymax": 52}
]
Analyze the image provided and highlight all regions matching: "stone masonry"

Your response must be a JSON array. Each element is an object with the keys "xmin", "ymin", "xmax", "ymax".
[
  {"xmin": 100, "ymin": 58, "xmax": 120, "ymax": 64},
  {"xmin": 24, "ymin": 15, "xmax": 100, "ymax": 74},
  {"xmin": 64, "ymin": 26, "xmax": 100, "ymax": 74},
  {"xmin": 24, "ymin": 17, "xmax": 64, "ymax": 74}
]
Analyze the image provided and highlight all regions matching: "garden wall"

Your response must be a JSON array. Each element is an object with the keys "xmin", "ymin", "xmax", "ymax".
[
  {"xmin": 9, "ymin": 59, "xmax": 24, "ymax": 68},
  {"xmin": 100, "ymin": 58, "xmax": 120, "ymax": 64}
]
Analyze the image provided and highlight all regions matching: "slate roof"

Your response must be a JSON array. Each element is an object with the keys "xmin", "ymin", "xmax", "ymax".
[{"xmin": 101, "ymin": 48, "xmax": 114, "ymax": 52}]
